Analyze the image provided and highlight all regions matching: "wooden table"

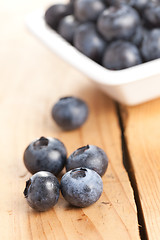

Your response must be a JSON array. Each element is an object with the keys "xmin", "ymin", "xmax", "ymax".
[{"xmin": 1, "ymin": 0, "xmax": 160, "ymax": 239}]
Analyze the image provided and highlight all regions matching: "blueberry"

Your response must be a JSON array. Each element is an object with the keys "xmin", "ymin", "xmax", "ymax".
[
  {"xmin": 97, "ymin": 5, "xmax": 140, "ymax": 41},
  {"xmin": 74, "ymin": 0, "xmax": 106, "ymax": 22},
  {"xmin": 23, "ymin": 136, "xmax": 67, "ymax": 176},
  {"xmin": 143, "ymin": 1, "xmax": 160, "ymax": 28},
  {"xmin": 130, "ymin": 0, "xmax": 149, "ymax": 12},
  {"xmin": 66, "ymin": 145, "xmax": 108, "ymax": 176},
  {"xmin": 60, "ymin": 167, "xmax": 103, "ymax": 207},
  {"xmin": 57, "ymin": 15, "xmax": 80, "ymax": 44},
  {"xmin": 73, "ymin": 22, "xmax": 106, "ymax": 63},
  {"xmin": 105, "ymin": 0, "xmax": 130, "ymax": 6},
  {"xmin": 51, "ymin": 96, "xmax": 89, "ymax": 131},
  {"xmin": 24, "ymin": 171, "xmax": 60, "ymax": 211},
  {"xmin": 130, "ymin": 25, "xmax": 144, "ymax": 46},
  {"xmin": 102, "ymin": 40, "xmax": 142, "ymax": 70},
  {"xmin": 44, "ymin": 4, "xmax": 73, "ymax": 30},
  {"xmin": 141, "ymin": 29, "xmax": 160, "ymax": 62},
  {"xmin": 105, "ymin": 0, "xmax": 149, "ymax": 11}
]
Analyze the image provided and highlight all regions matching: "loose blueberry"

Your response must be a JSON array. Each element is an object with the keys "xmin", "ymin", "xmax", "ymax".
[
  {"xmin": 23, "ymin": 136, "xmax": 67, "ymax": 176},
  {"xmin": 74, "ymin": 0, "xmax": 106, "ymax": 22},
  {"xmin": 58, "ymin": 15, "xmax": 80, "ymax": 44},
  {"xmin": 24, "ymin": 171, "xmax": 60, "ymax": 211},
  {"xmin": 141, "ymin": 29, "xmax": 160, "ymax": 62},
  {"xmin": 44, "ymin": 4, "xmax": 73, "ymax": 30},
  {"xmin": 51, "ymin": 96, "xmax": 89, "ymax": 131},
  {"xmin": 102, "ymin": 40, "xmax": 142, "ymax": 70},
  {"xmin": 143, "ymin": 1, "xmax": 160, "ymax": 28},
  {"xmin": 60, "ymin": 167, "xmax": 103, "ymax": 207},
  {"xmin": 97, "ymin": 5, "xmax": 140, "ymax": 41},
  {"xmin": 73, "ymin": 22, "xmax": 106, "ymax": 63},
  {"xmin": 66, "ymin": 145, "xmax": 108, "ymax": 176}
]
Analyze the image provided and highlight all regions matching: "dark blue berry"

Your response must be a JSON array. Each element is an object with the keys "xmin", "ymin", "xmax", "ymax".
[
  {"xmin": 97, "ymin": 5, "xmax": 140, "ymax": 41},
  {"xmin": 66, "ymin": 145, "xmax": 108, "ymax": 176},
  {"xmin": 130, "ymin": 25, "xmax": 144, "ymax": 46},
  {"xmin": 143, "ymin": 1, "xmax": 160, "ymax": 28},
  {"xmin": 58, "ymin": 15, "xmax": 80, "ymax": 44},
  {"xmin": 130, "ymin": 0, "xmax": 149, "ymax": 12},
  {"xmin": 73, "ymin": 22, "xmax": 106, "ymax": 63},
  {"xmin": 105, "ymin": 0, "xmax": 130, "ymax": 6},
  {"xmin": 60, "ymin": 167, "xmax": 103, "ymax": 207},
  {"xmin": 23, "ymin": 137, "xmax": 67, "ymax": 176},
  {"xmin": 51, "ymin": 96, "xmax": 89, "ymax": 131},
  {"xmin": 141, "ymin": 29, "xmax": 160, "ymax": 62},
  {"xmin": 24, "ymin": 171, "xmax": 60, "ymax": 211},
  {"xmin": 74, "ymin": 0, "xmax": 106, "ymax": 22},
  {"xmin": 102, "ymin": 40, "xmax": 142, "ymax": 70},
  {"xmin": 44, "ymin": 4, "xmax": 73, "ymax": 30},
  {"xmin": 105, "ymin": 0, "xmax": 149, "ymax": 11}
]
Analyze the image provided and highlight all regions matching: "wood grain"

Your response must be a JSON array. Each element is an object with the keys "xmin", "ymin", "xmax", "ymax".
[
  {"xmin": 121, "ymin": 99, "xmax": 160, "ymax": 240},
  {"xmin": 0, "ymin": 0, "xmax": 140, "ymax": 239}
]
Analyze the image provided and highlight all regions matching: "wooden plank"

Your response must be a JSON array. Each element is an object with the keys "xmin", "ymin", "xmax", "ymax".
[
  {"xmin": 120, "ymin": 99, "xmax": 160, "ymax": 240},
  {"xmin": 0, "ymin": 0, "xmax": 140, "ymax": 239}
]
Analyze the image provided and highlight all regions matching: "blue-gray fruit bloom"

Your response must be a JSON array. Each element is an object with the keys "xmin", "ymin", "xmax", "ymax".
[
  {"xmin": 66, "ymin": 145, "xmax": 108, "ymax": 176},
  {"xmin": 102, "ymin": 40, "xmax": 142, "ymax": 70},
  {"xmin": 61, "ymin": 167, "xmax": 103, "ymax": 207},
  {"xmin": 97, "ymin": 5, "xmax": 140, "ymax": 41},
  {"xmin": 51, "ymin": 96, "xmax": 89, "ymax": 131},
  {"xmin": 24, "ymin": 171, "xmax": 60, "ymax": 211},
  {"xmin": 23, "ymin": 136, "xmax": 67, "ymax": 176}
]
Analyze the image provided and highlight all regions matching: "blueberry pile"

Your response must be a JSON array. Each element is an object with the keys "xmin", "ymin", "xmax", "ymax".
[
  {"xmin": 45, "ymin": 0, "xmax": 160, "ymax": 70},
  {"xmin": 23, "ymin": 137, "xmax": 108, "ymax": 211}
]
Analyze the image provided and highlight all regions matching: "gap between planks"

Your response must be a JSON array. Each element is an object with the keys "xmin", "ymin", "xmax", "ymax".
[{"xmin": 116, "ymin": 103, "xmax": 148, "ymax": 240}]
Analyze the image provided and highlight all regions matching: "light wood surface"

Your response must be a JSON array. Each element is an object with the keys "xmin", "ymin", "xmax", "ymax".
[
  {"xmin": 121, "ymin": 100, "xmax": 160, "ymax": 240},
  {"xmin": 0, "ymin": 0, "xmax": 141, "ymax": 239}
]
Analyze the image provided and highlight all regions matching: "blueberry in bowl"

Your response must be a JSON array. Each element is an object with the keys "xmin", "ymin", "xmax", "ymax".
[
  {"xmin": 44, "ymin": 3, "xmax": 73, "ymax": 30},
  {"xmin": 60, "ymin": 167, "xmax": 103, "ymax": 207},
  {"xmin": 23, "ymin": 136, "xmax": 67, "ymax": 176},
  {"xmin": 73, "ymin": 22, "xmax": 106, "ymax": 63},
  {"xmin": 97, "ymin": 4, "xmax": 141, "ymax": 42},
  {"xmin": 105, "ymin": 0, "xmax": 149, "ymax": 12},
  {"xmin": 66, "ymin": 144, "xmax": 108, "ymax": 176},
  {"xmin": 57, "ymin": 15, "xmax": 80, "ymax": 44},
  {"xmin": 141, "ymin": 29, "xmax": 160, "ymax": 62},
  {"xmin": 102, "ymin": 40, "xmax": 142, "ymax": 70},
  {"xmin": 143, "ymin": 0, "xmax": 160, "ymax": 28},
  {"xmin": 24, "ymin": 171, "xmax": 60, "ymax": 211},
  {"xmin": 51, "ymin": 96, "xmax": 89, "ymax": 131},
  {"xmin": 74, "ymin": 0, "xmax": 106, "ymax": 22}
]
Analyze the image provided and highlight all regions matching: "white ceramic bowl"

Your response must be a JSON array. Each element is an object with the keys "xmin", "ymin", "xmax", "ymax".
[{"xmin": 25, "ymin": 9, "xmax": 160, "ymax": 106}]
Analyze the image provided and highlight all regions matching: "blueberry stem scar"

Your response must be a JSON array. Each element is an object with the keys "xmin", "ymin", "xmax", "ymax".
[{"xmin": 23, "ymin": 179, "xmax": 31, "ymax": 198}]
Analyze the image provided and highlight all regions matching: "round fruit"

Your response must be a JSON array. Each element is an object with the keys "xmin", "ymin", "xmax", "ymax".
[
  {"xmin": 74, "ymin": 22, "xmax": 106, "ymax": 63},
  {"xmin": 66, "ymin": 145, "xmax": 108, "ymax": 176},
  {"xmin": 51, "ymin": 96, "xmax": 89, "ymax": 130},
  {"xmin": 143, "ymin": 1, "xmax": 160, "ymax": 28},
  {"xmin": 61, "ymin": 167, "xmax": 103, "ymax": 207},
  {"xmin": 24, "ymin": 171, "xmax": 60, "ymax": 211},
  {"xmin": 97, "ymin": 5, "xmax": 140, "ymax": 41},
  {"xmin": 58, "ymin": 15, "xmax": 80, "ymax": 44},
  {"xmin": 23, "ymin": 136, "xmax": 67, "ymax": 176},
  {"xmin": 44, "ymin": 4, "xmax": 73, "ymax": 30},
  {"xmin": 102, "ymin": 40, "xmax": 142, "ymax": 70},
  {"xmin": 141, "ymin": 29, "xmax": 160, "ymax": 62},
  {"xmin": 74, "ymin": 0, "xmax": 106, "ymax": 22}
]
